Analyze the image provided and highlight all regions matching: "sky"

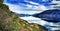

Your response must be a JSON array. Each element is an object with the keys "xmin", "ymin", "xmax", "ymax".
[
  {"xmin": 4, "ymin": 0, "xmax": 60, "ymax": 14},
  {"xmin": 4, "ymin": 0, "xmax": 60, "ymax": 31},
  {"xmin": 3, "ymin": 0, "xmax": 50, "ymax": 26}
]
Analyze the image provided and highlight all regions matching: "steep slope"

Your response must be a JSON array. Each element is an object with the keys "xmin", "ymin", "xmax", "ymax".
[{"xmin": 0, "ymin": 0, "xmax": 48, "ymax": 31}]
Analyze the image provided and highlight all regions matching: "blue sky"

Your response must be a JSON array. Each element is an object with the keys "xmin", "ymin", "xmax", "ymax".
[
  {"xmin": 4, "ymin": 0, "xmax": 52, "ymax": 25},
  {"xmin": 5, "ymin": 0, "xmax": 53, "ymax": 6},
  {"xmin": 4, "ymin": 0, "xmax": 60, "ymax": 30},
  {"xmin": 4, "ymin": 0, "xmax": 60, "ymax": 14},
  {"xmin": 4, "ymin": 0, "xmax": 60, "ymax": 10}
]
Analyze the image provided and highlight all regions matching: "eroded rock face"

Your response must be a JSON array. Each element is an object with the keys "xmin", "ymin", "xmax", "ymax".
[{"xmin": 0, "ymin": 0, "xmax": 48, "ymax": 31}]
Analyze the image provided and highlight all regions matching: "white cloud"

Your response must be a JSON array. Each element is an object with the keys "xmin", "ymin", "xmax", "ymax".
[
  {"xmin": 51, "ymin": 0, "xmax": 60, "ymax": 4},
  {"xmin": 20, "ymin": 16, "xmax": 47, "ymax": 25},
  {"xmin": 45, "ymin": 0, "xmax": 60, "ymax": 10},
  {"xmin": 4, "ymin": 3, "xmax": 44, "ymax": 14},
  {"xmin": 4, "ymin": 0, "xmax": 55, "ymax": 26},
  {"xmin": 4, "ymin": 3, "xmax": 25, "ymax": 13},
  {"xmin": 4, "ymin": 3, "xmax": 48, "ymax": 25},
  {"xmin": 24, "ymin": 0, "xmax": 39, "ymax": 5},
  {"xmin": 33, "ymin": 5, "xmax": 48, "ymax": 10},
  {"xmin": 29, "ymin": 1, "xmax": 39, "ymax": 5},
  {"xmin": 38, "ymin": 0, "xmax": 60, "ymax": 10},
  {"xmin": 25, "ymin": 4, "xmax": 48, "ymax": 11},
  {"xmin": 26, "ymin": 4, "xmax": 32, "ymax": 8},
  {"xmin": 4, "ymin": 0, "xmax": 48, "ymax": 11}
]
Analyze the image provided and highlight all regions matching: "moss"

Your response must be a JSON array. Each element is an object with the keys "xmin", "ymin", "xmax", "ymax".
[{"xmin": 12, "ymin": 20, "xmax": 20, "ymax": 31}]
